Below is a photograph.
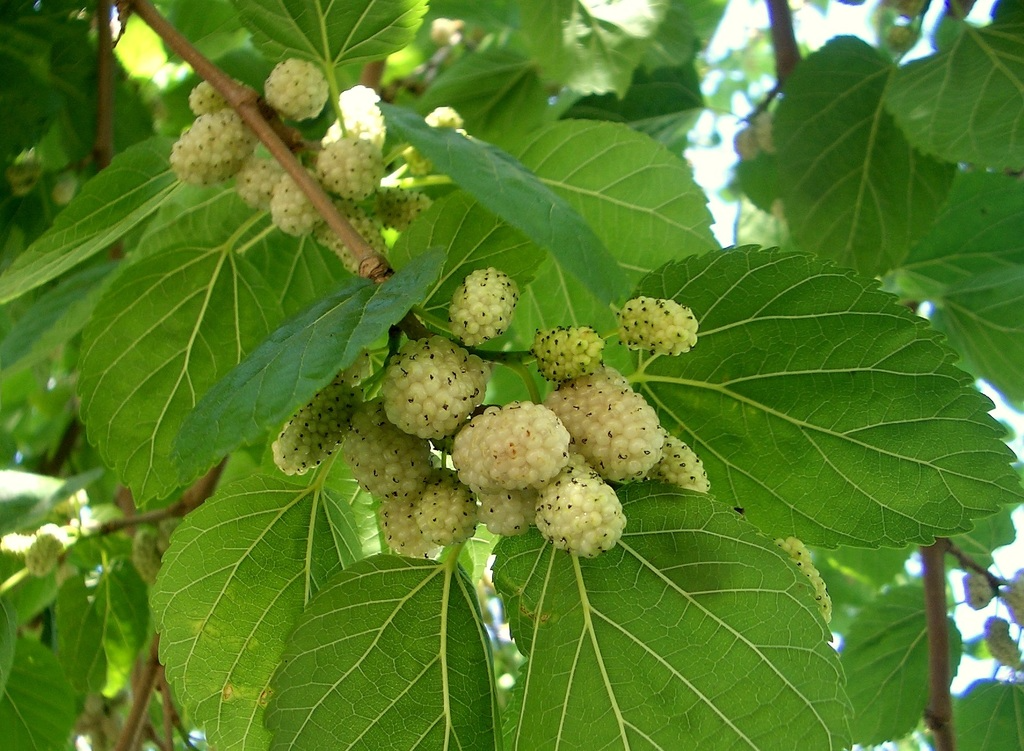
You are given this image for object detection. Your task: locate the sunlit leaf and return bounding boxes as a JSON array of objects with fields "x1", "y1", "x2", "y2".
[
  {"x1": 0, "y1": 639, "x2": 77, "y2": 751},
  {"x1": 955, "y1": 680, "x2": 1024, "y2": 751}
]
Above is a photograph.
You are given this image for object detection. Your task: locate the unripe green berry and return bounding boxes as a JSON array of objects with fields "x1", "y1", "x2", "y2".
[
  {"x1": 25, "y1": 524, "x2": 67, "y2": 577},
  {"x1": 131, "y1": 527, "x2": 163, "y2": 585},
  {"x1": 618, "y1": 296, "x2": 698, "y2": 356},
  {"x1": 531, "y1": 326, "x2": 604, "y2": 383}
]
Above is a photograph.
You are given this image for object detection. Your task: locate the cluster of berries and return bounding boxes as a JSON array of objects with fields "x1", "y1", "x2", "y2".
[
  {"x1": 272, "y1": 266, "x2": 708, "y2": 559},
  {"x1": 964, "y1": 569, "x2": 1024, "y2": 672},
  {"x1": 170, "y1": 60, "x2": 456, "y2": 273},
  {"x1": 775, "y1": 536, "x2": 832, "y2": 623}
]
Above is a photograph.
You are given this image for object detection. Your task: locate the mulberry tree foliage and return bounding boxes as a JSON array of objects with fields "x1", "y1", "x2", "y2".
[{"x1": 0, "y1": 1, "x2": 1023, "y2": 750}]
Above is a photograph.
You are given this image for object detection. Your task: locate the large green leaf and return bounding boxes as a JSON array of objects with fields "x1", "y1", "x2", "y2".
[
  {"x1": 0, "y1": 470, "x2": 66, "y2": 535},
  {"x1": 842, "y1": 583, "x2": 961, "y2": 745},
  {"x1": 0, "y1": 262, "x2": 115, "y2": 374},
  {"x1": 775, "y1": 36, "x2": 954, "y2": 276},
  {"x1": 390, "y1": 191, "x2": 545, "y2": 324},
  {"x1": 951, "y1": 506, "x2": 1016, "y2": 569},
  {"x1": 153, "y1": 472, "x2": 369, "y2": 750},
  {"x1": 79, "y1": 236, "x2": 280, "y2": 506},
  {"x1": 0, "y1": 638, "x2": 77, "y2": 751},
  {"x1": 632, "y1": 249, "x2": 1023, "y2": 547},
  {"x1": 513, "y1": 119, "x2": 717, "y2": 279},
  {"x1": 173, "y1": 248, "x2": 444, "y2": 481},
  {"x1": 380, "y1": 103, "x2": 628, "y2": 305},
  {"x1": 266, "y1": 554, "x2": 498, "y2": 750},
  {"x1": 249, "y1": 233, "x2": 353, "y2": 317},
  {"x1": 235, "y1": 0, "x2": 427, "y2": 67},
  {"x1": 885, "y1": 16, "x2": 1024, "y2": 170},
  {"x1": 493, "y1": 485, "x2": 850, "y2": 750},
  {"x1": 955, "y1": 681, "x2": 1024, "y2": 751},
  {"x1": 518, "y1": 0, "x2": 668, "y2": 97},
  {"x1": 0, "y1": 599, "x2": 14, "y2": 696},
  {"x1": 56, "y1": 576, "x2": 107, "y2": 693},
  {"x1": 0, "y1": 138, "x2": 180, "y2": 303},
  {"x1": 895, "y1": 172, "x2": 1024, "y2": 298},
  {"x1": 931, "y1": 267, "x2": 1024, "y2": 404}
]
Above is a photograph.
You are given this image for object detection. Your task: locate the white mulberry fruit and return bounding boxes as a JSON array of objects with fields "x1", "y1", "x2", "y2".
[
  {"x1": 343, "y1": 399, "x2": 434, "y2": 499},
  {"x1": 984, "y1": 616, "x2": 1022, "y2": 670},
  {"x1": 380, "y1": 335, "x2": 491, "y2": 439},
  {"x1": 131, "y1": 527, "x2": 163, "y2": 585},
  {"x1": 776, "y1": 536, "x2": 832, "y2": 623},
  {"x1": 270, "y1": 172, "x2": 322, "y2": 236},
  {"x1": 24, "y1": 524, "x2": 67, "y2": 577},
  {"x1": 477, "y1": 488, "x2": 537, "y2": 536},
  {"x1": 963, "y1": 572, "x2": 995, "y2": 610},
  {"x1": 652, "y1": 435, "x2": 709, "y2": 493},
  {"x1": 272, "y1": 370, "x2": 363, "y2": 476},
  {"x1": 452, "y1": 402, "x2": 569, "y2": 493},
  {"x1": 414, "y1": 469, "x2": 478, "y2": 546},
  {"x1": 379, "y1": 497, "x2": 438, "y2": 559},
  {"x1": 531, "y1": 326, "x2": 604, "y2": 383},
  {"x1": 448, "y1": 267, "x2": 519, "y2": 346},
  {"x1": 316, "y1": 136, "x2": 384, "y2": 201},
  {"x1": 235, "y1": 156, "x2": 284, "y2": 211},
  {"x1": 1003, "y1": 570, "x2": 1024, "y2": 626},
  {"x1": 375, "y1": 187, "x2": 432, "y2": 230},
  {"x1": 544, "y1": 367, "x2": 664, "y2": 481},
  {"x1": 264, "y1": 59, "x2": 329, "y2": 121},
  {"x1": 170, "y1": 110, "x2": 257, "y2": 185},
  {"x1": 618, "y1": 296, "x2": 698, "y2": 356},
  {"x1": 336, "y1": 85, "x2": 386, "y2": 148},
  {"x1": 536, "y1": 456, "x2": 625, "y2": 557},
  {"x1": 425, "y1": 107, "x2": 464, "y2": 130},
  {"x1": 188, "y1": 81, "x2": 227, "y2": 116}
]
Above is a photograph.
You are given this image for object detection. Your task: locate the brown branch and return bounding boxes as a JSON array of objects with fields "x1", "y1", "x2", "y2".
[
  {"x1": 114, "y1": 636, "x2": 162, "y2": 751},
  {"x1": 159, "y1": 665, "x2": 175, "y2": 751},
  {"x1": 96, "y1": 459, "x2": 226, "y2": 535},
  {"x1": 359, "y1": 60, "x2": 387, "y2": 93},
  {"x1": 126, "y1": 0, "x2": 392, "y2": 283},
  {"x1": 765, "y1": 0, "x2": 801, "y2": 85},
  {"x1": 921, "y1": 540, "x2": 956, "y2": 751}
]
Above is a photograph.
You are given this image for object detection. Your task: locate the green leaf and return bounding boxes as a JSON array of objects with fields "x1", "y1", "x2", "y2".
[
  {"x1": 266, "y1": 555, "x2": 498, "y2": 750},
  {"x1": 633, "y1": 249, "x2": 1023, "y2": 546},
  {"x1": 513, "y1": 120, "x2": 717, "y2": 280},
  {"x1": 56, "y1": 575, "x2": 107, "y2": 693},
  {"x1": 775, "y1": 36, "x2": 954, "y2": 276},
  {"x1": 842, "y1": 584, "x2": 961, "y2": 745},
  {"x1": 0, "y1": 261, "x2": 115, "y2": 374},
  {"x1": 493, "y1": 485, "x2": 850, "y2": 750},
  {"x1": 173, "y1": 248, "x2": 443, "y2": 481},
  {"x1": 153, "y1": 473, "x2": 362, "y2": 750},
  {"x1": 94, "y1": 560, "x2": 150, "y2": 694},
  {"x1": 0, "y1": 137, "x2": 181, "y2": 304},
  {"x1": 79, "y1": 238, "x2": 280, "y2": 506},
  {"x1": 563, "y1": 63, "x2": 704, "y2": 153},
  {"x1": 235, "y1": 0, "x2": 427, "y2": 67},
  {"x1": 518, "y1": 0, "x2": 669, "y2": 97},
  {"x1": 0, "y1": 638, "x2": 77, "y2": 751},
  {"x1": 249, "y1": 234, "x2": 354, "y2": 317},
  {"x1": 390, "y1": 192, "x2": 545, "y2": 323},
  {"x1": 931, "y1": 267, "x2": 1024, "y2": 404},
  {"x1": 418, "y1": 47, "x2": 548, "y2": 147},
  {"x1": 951, "y1": 507, "x2": 1017, "y2": 569},
  {"x1": 380, "y1": 103, "x2": 628, "y2": 305},
  {"x1": 0, "y1": 599, "x2": 14, "y2": 696},
  {"x1": 885, "y1": 17, "x2": 1024, "y2": 170},
  {"x1": 896, "y1": 172, "x2": 1024, "y2": 298},
  {"x1": 955, "y1": 680, "x2": 1024, "y2": 751}
]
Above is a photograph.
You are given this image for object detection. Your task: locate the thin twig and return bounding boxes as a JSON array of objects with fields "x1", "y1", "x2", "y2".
[
  {"x1": 765, "y1": 0, "x2": 801, "y2": 85},
  {"x1": 359, "y1": 60, "x2": 387, "y2": 93},
  {"x1": 114, "y1": 636, "x2": 162, "y2": 751},
  {"x1": 921, "y1": 541, "x2": 956, "y2": 751},
  {"x1": 126, "y1": 0, "x2": 392, "y2": 282},
  {"x1": 944, "y1": 539, "x2": 1008, "y2": 590},
  {"x1": 95, "y1": 459, "x2": 227, "y2": 535},
  {"x1": 159, "y1": 665, "x2": 175, "y2": 751},
  {"x1": 38, "y1": 417, "x2": 81, "y2": 476}
]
